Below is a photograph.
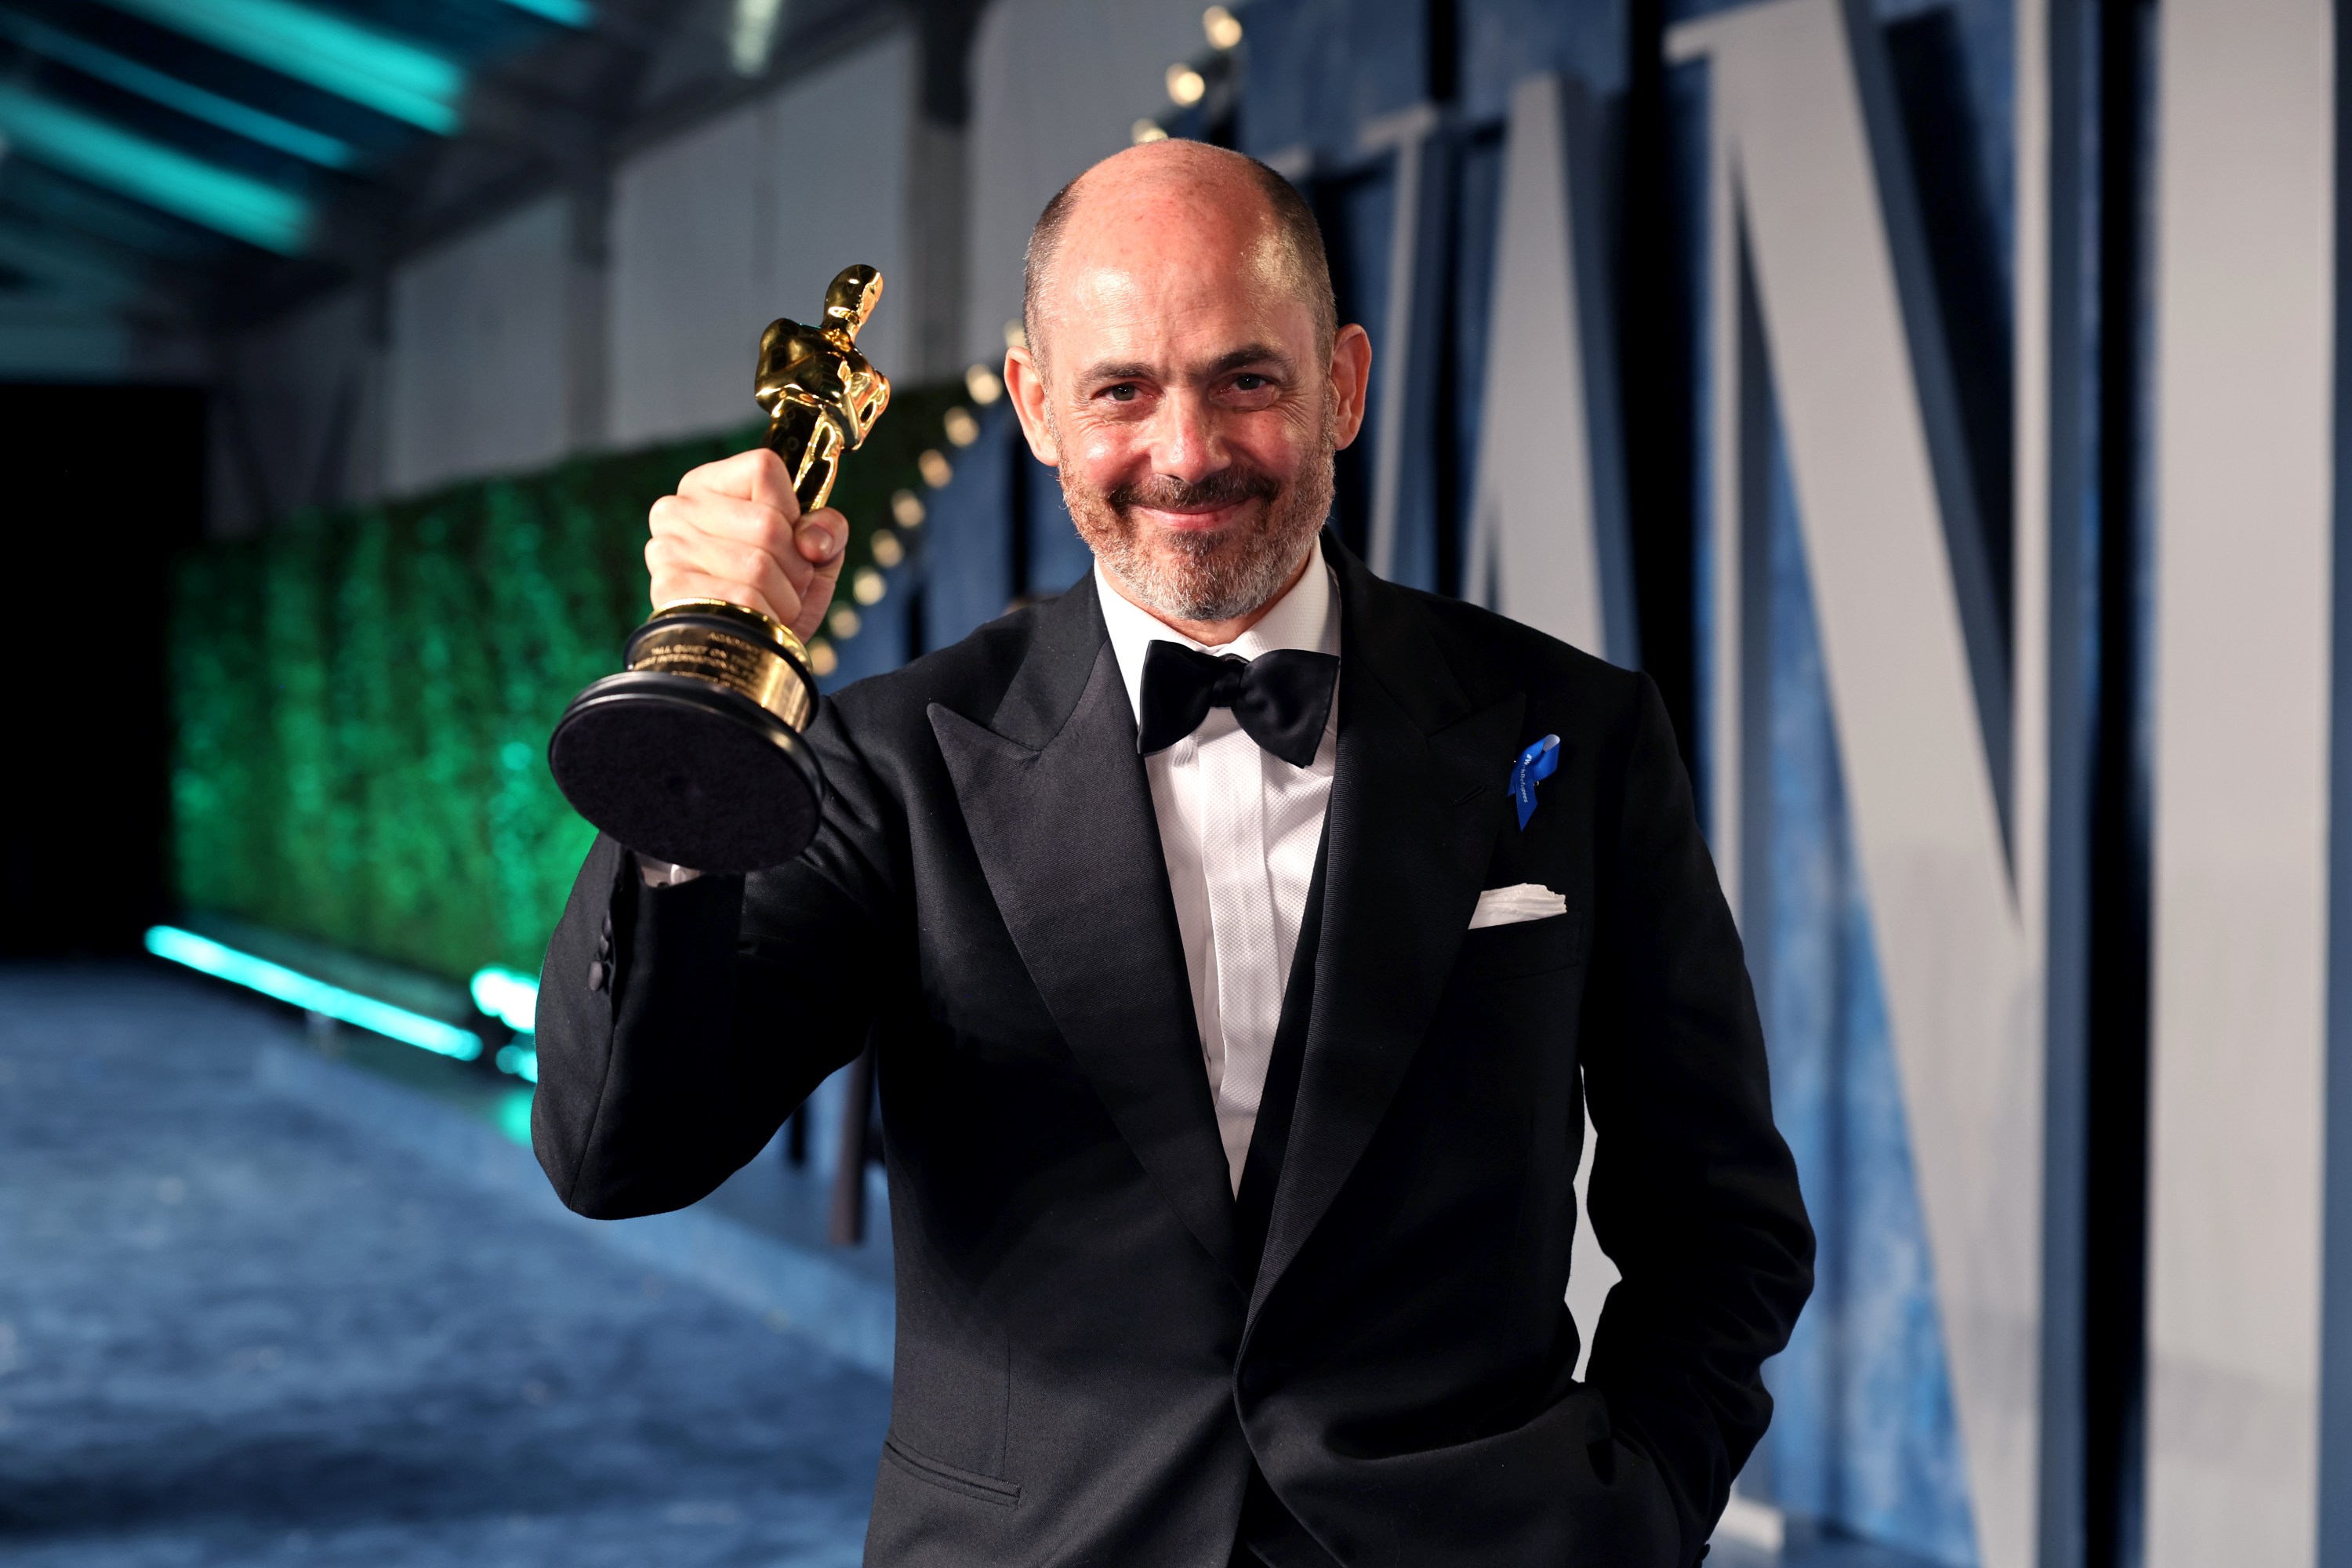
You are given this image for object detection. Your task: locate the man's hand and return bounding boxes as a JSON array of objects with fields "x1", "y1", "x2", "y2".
[{"x1": 645, "y1": 448, "x2": 848, "y2": 645}]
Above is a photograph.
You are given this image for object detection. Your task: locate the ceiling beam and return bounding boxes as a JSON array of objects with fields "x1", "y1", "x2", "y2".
[
  {"x1": 0, "y1": 82, "x2": 311, "y2": 252},
  {"x1": 89, "y1": 0, "x2": 467, "y2": 134},
  {"x1": 0, "y1": 11, "x2": 360, "y2": 169},
  {"x1": 498, "y1": 0, "x2": 596, "y2": 27}
]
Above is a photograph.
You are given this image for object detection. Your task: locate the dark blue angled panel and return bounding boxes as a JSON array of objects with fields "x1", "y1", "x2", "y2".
[
  {"x1": 1234, "y1": 0, "x2": 1428, "y2": 163},
  {"x1": 1455, "y1": 0, "x2": 1630, "y2": 117},
  {"x1": 1024, "y1": 452, "x2": 1093, "y2": 599},
  {"x1": 916, "y1": 405, "x2": 1020, "y2": 653}
]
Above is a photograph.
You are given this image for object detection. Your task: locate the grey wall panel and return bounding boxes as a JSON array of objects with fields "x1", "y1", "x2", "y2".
[
  {"x1": 962, "y1": 0, "x2": 1215, "y2": 368},
  {"x1": 611, "y1": 34, "x2": 914, "y2": 450},
  {"x1": 2143, "y1": 0, "x2": 2336, "y2": 1561},
  {"x1": 386, "y1": 196, "x2": 571, "y2": 498},
  {"x1": 609, "y1": 102, "x2": 766, "y2": 447}
]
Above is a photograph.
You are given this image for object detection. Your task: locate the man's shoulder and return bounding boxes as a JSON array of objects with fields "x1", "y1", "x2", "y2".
[
  {"x1": 822, "y1": 585, "x2": 1092, "y2": 742},
  {"x1": 1374, "y1": 579, "x2": 1645, "y2": 739}
]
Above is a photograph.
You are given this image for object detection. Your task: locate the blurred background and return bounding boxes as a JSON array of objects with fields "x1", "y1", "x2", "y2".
[{"x1": 0, "y1": 0, "x2": 2333, "y2": 1565}]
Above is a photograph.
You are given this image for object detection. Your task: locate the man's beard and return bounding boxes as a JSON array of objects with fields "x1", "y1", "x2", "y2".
[{"x1": 1055, "y1": 411, "x2": 1337, "y2": 624}]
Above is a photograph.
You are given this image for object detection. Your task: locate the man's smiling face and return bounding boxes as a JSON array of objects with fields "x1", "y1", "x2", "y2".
[{"x1": 1006, "y1": 143, "x2": 1370, "y2": 631}]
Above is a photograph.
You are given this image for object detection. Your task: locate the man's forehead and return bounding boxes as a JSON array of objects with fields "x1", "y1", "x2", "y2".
[
  {"x1": 1026, "y1": 145, "x2": 1328, "y2": 371},
  {"x1": 1057, "y1": 193, "x2": 1281, "y2": 287},
  {"x1": 1057, "y1": 238, "x2": 1284, "y2": 310},
  {"x1": 1043, "y1": 227, "x2": 1302, "y2": 350},
  {"x1": 1052, "y1": 276, "x2": 1309, "y2": 376},
  {"x1": 1065, "y1": 143, "x2": 1276, "y2": 234}
]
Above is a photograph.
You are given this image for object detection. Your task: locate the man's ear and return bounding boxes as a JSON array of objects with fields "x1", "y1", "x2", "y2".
[
  {"x1": 1326, "y1": 324, "x2": 1374, "y2": 451},
  {"x1": 1003, "y1": 345, "x2": 1061, "y2": 466}
]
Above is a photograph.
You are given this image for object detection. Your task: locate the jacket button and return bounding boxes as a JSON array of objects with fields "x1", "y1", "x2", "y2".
[{"x1": 586, "y1": 960, "x2": 607, "y2": 992}]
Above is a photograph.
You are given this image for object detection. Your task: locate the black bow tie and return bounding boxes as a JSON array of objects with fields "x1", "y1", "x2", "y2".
[{"x1": 1136, "y1": 640, "x2": 1339, "y2": 768}]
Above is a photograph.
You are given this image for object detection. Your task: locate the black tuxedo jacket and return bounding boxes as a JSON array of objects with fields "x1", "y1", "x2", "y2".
[{"x1": 532, "y1": 535, "x2": 1813, "y2": 1567}]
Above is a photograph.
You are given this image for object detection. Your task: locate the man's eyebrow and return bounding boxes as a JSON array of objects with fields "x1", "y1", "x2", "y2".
[
  {"x1": 1203, "y1": 343, "x2": 1292, "y2": 377},
  {"x1": 1075, "y1": 359, "x2": 1156, "y2": 386},
  {"x1": 1073, "y1": 345, "x2": 1297, "y2": 387}
]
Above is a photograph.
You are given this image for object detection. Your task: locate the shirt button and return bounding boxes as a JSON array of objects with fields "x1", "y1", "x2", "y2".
[{"x1": 586, "y1": 960, "x2": 607, "y2": 992}]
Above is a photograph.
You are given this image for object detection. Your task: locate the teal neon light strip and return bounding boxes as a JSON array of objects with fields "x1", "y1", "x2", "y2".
[
  {"x1": 497, "y1": 0, "x2": 595, "y2": 27},
  {"x1": 495, "y1": 1043, "x2": 540, "y2": 1083},
  {"x1": 0, "y1": 85, "x2": 310, "y2": 252},
  {"x1": 94, "y1": 0, "x2": 465, "y2": 135},
  {"x1": 470, "y1": 966, "x2": 539, "y2": 1035},
  {"x1": 0, "y1": 14, "x2": 356, "y2": 168},
  {"x1": 145, "y1": 926, "x2": 483, "y2": 1062}
]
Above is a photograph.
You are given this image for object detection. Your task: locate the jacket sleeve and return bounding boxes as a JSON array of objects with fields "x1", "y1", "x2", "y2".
[
  {"x1": 531, "y1": 695, "x2": 906, "y2": 1219},
  {"x1": 1578, "y1": 673, "x2": 1815, "y2": 1563}
]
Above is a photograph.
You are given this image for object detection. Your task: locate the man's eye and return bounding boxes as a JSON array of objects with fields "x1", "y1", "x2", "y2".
[
  {"x1": 1105, "y1": 383, "x2": 1139, "y2": 402},
  {"x1": 1232, "y1": 375, "x2": 1269, "y2": 392}
]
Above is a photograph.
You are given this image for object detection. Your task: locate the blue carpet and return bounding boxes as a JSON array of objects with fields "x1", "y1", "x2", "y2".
[
  {"x1": 0, "y1": 965, "x2": 888, "y2": 1566},
  {"x1": 1, "y1": 963, "x2": 1945, "y2": 1568}
]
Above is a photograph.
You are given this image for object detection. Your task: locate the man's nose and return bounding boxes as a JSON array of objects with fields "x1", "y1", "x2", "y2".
[{"x1": 1146, "y1": 389, "x2": 1225, "y2": 485}]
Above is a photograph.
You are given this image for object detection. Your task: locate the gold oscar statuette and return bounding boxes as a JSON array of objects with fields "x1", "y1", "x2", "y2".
[{"x1": 546, "y1": 264, "x2": 893, "y2": 872}]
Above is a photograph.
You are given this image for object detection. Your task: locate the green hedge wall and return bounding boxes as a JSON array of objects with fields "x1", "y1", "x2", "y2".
[{"x1": 171, "y1": 383, "x2": 960, "y2": 984}]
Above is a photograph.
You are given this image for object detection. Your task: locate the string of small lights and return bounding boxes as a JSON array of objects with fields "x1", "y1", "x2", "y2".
[
  {"x1": 1132, "y1": 5, "x2": 1243, "y2": 147},
  {"x1": 804, "y1": 358, "x2": 1007, "y2": 674}
]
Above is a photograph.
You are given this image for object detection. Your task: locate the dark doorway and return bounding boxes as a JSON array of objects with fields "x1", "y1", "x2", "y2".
[{"x1": 0, "y1": 383, "x2": 206, "y2": 956}]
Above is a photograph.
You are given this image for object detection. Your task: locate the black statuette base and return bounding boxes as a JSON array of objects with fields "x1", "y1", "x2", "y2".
[{"x1": 548, "y1": 672, "x2": 826, "y2": 873}]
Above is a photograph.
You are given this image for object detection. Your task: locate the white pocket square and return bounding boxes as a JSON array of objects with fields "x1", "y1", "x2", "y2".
[{"x1": 1468, "y1": 884, "x2": 1567, "y2": 929}]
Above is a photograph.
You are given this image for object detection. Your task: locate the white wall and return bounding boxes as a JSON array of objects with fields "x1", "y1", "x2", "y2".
[
  {"x1": 386, "y1": 194, "x2": 572, "y2": 495},
  {"x1": 214, "y1": 29, "x2": 920, "y2": 520},
  {"x1": 962, "y1": 0, "x2": 1214, "y2": 367},
  {"x1": 608, "y1": 31, "x2": 914, "y2": 448}
]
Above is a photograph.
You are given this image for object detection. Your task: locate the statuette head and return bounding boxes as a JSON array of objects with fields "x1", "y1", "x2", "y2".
[{"x1": 823, "y1": 265, "x2": 884, "y2": 340}]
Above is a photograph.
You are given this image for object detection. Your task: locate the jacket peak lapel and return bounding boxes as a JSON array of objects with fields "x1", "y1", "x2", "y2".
[{"x1": 930, "y1": 590, "x2": 1241, "y2": 1288}]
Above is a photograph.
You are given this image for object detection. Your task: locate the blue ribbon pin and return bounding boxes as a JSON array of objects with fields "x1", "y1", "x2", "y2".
[{"x1": 1511, "y1": 735, "x2": 1561, "y2": 830}]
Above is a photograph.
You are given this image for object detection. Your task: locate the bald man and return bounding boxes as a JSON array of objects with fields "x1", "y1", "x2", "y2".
[{"x1": 532, "y1": 143, "x2": 1813, "y2": 1568}]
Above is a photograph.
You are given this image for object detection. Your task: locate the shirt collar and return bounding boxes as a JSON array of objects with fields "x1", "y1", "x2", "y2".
[{"x1": 1094, "y1": 536, "x2": 1340, "y2": 730}]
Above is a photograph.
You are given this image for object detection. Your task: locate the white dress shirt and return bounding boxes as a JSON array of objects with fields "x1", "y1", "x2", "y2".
[{"x1": 1095, "y1": 546, "x2": 1340, "y2": 1192}]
